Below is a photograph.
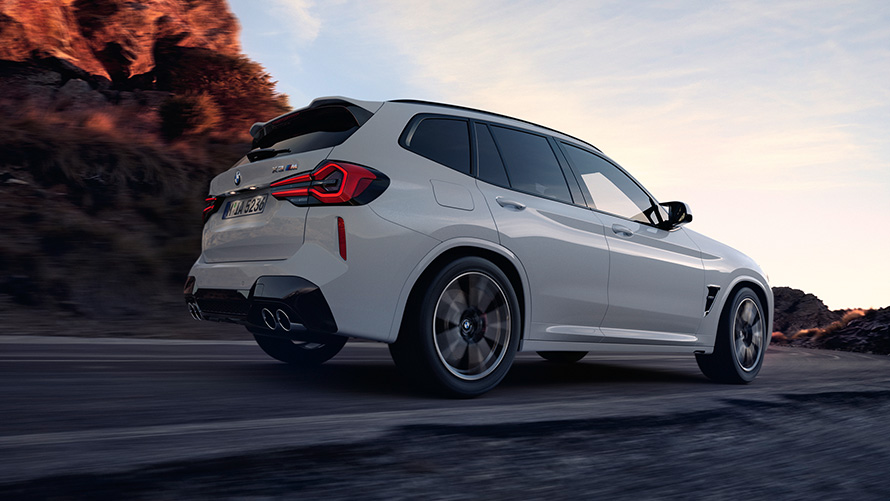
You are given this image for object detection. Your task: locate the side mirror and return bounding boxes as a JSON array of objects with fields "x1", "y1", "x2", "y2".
[{"x1": 658, "y1": 201, "x2": 693, "y2": 230}]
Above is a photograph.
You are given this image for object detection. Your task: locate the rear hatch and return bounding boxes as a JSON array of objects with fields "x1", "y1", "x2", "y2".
[{"x1": 202, "y1": 98, "x2": 381, "y2": 263}]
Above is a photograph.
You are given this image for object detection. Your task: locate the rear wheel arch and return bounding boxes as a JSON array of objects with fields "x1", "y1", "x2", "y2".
[{"x1": 397, "y1": 245, "x2": 527, "y2": 344}]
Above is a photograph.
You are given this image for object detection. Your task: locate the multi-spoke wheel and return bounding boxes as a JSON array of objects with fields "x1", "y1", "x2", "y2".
[
  {"x1": 696, "y1": 287, "x2": 767, "y2": 383},
  {"x1": 390, "y1": 257, "x2": 520, "y2": 397}
]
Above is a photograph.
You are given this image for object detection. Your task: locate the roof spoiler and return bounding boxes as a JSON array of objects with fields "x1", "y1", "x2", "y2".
[{"x1": 249, "y1": 96, "x2": 384, "y2": 140}]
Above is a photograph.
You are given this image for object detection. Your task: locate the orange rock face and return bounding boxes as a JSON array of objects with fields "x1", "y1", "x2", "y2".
[{"x1": 0, "y1": 0, "x2": 241, "y2": 82}]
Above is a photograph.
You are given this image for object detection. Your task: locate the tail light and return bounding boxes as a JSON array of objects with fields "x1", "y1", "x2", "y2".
[
  {"x1": 270, "y1": 161, "x2": 389, "y2": 206},
  {"x1": 203, "y1": 196, "x2": 222, "y2": 223}
]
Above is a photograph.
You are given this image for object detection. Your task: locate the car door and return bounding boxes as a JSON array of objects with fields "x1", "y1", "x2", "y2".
[
  {"x1": 560, "y1": 143, "x2": 706, "y2": 343},
  {"x1": 474, "y1": 123, "x2": 611, "y2": 343}
]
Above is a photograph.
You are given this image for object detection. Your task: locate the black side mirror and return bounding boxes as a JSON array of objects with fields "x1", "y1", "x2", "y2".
[{"x1": 658, "y1": 201, "x2": 693, "y2": 229}]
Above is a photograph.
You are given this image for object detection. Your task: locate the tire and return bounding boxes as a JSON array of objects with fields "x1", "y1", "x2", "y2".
[
  {"x1": 696, "y1": 287, "x2": 766, "y2": 384},
  {"x1": 252, "y1": 331, "x2": 347, "y2": 366},
  {"x1": 390, "y1": 256, "x2": 520, "y2": 397},
  {"x1": 537, "y1": 351, "x2": 587, "y2": 363}
]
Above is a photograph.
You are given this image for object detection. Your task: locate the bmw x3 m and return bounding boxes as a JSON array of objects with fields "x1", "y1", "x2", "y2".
[{"x1": 185, "y1": 97, "x2": 772, "y2": 396}]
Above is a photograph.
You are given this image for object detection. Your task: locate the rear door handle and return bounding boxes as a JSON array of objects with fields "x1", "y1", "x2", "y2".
[
  {"x1": 611, "y1": 224, "x2": 633, "y2": 237},
  {"x1": 496, "y1": 197, "x2": 526, "y2": 211}
]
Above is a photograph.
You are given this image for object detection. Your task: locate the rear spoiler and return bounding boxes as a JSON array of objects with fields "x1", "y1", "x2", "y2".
[{"x1": 249, "y1": 96, "x2": 384, "y2": 140}]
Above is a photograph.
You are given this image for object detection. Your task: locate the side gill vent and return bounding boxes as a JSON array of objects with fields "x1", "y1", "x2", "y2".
[{"x1": 704, "y1": 286, "x2": 721, "y2": 316}]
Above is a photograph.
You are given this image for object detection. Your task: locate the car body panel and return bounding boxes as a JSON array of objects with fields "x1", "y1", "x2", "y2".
[
  {"x1": 476, "y1": 179, "x2": 611, "y2": 344},
  {"x1": 597, "y1": 213, "x2": 706, "y2": 339}
]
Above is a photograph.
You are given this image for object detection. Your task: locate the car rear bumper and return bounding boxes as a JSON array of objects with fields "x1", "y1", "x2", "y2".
[{"x1": 185, "y1": 275, "x2": 338, "y2": 338}]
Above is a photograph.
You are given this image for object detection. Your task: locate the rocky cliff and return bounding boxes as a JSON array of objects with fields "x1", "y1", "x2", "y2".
[
  {"x1": 772, "y1": 286, "x2": 842, "y2": 336},
  {"x1": 771, "y1": 287, "x2": 888, "y2": 355},
  {"x1": 0, "y1": 0, "x2": 288, "y2": 321},
  {"x1": 0, "y1": 0, "x2": 240, "y2": 84},
  {"x1": 0, "y1": 0, "x2": 287, "y2": 134}
]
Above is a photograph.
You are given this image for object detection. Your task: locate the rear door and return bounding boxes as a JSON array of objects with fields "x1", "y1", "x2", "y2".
[{"x1": 474, "y1": 123, "x2": 610, "y2": 343}]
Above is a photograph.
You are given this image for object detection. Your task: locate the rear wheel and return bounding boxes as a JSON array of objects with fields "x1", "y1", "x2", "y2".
[
  {"x1": 696, "y1": 287, "x2": 766, "y2": 383},
  {"x1": 252, "y1": 331, "x2": 347, "y2": 366},
  {"x1": 390, "y1": 257, "x2": 520, "y2": 397},
  {"x1": 537, "y1": 351, "x2": 587, "y2": 363}
]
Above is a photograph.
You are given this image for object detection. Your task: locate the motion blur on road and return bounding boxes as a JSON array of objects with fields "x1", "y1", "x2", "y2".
[{"x1": 1, "y1": 336, "x2": 889, "y2": 499}]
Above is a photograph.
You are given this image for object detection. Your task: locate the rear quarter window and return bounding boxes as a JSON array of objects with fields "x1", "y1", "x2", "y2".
[{"x1": 401, "y1": 117, "x2": 471, "y2": 175}]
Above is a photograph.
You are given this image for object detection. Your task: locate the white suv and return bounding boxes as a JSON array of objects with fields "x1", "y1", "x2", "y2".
[{"x1": 185, "y1": 97, "x2": 772, "y2": 396}]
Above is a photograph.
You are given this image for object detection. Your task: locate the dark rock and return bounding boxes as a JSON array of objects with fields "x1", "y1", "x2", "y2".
[
  {"x1": 772, "y1": 286, "x2": 841, "y2": 335},
  {"x1": 820, "y1": 308, "x2": 890, "y2": 355},
  {"x1": 56, "y1": 78, "x2": 107, "y2": 110}
]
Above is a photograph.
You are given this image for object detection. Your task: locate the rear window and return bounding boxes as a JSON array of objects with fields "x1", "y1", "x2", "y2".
[
  {"x1": 489, "y1": 125, "x2": 572, "y2": 204},
  {"x1": 252, "y1": 106, "x2": 361, "y2": 153}
]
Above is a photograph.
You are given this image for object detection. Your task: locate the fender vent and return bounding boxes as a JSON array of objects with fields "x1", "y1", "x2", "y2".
[{"x1": 704, "y1": 286, "x2": 721, "y2": 316}]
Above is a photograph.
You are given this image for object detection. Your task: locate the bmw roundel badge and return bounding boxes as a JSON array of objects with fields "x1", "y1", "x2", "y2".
[{"x1": 234, "y1": 170, "x2": 242, "y2": 186}]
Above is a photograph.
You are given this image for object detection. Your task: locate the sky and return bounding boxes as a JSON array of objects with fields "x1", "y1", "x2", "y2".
[{"x1": 228, "y1": 0, "x2": 889, "y2": 310}]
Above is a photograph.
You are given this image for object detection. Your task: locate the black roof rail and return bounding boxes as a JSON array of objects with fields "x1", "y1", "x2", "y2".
[{"x1": 390, "y1": 99, "x2": 601, "y2": 152}]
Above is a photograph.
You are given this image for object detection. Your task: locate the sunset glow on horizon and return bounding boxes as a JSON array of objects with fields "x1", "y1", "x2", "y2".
[{"x1": 229, "y1": 0, "x2": 890, "y2": 310}]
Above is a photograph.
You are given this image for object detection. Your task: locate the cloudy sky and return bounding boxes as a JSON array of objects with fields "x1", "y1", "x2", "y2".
[{"x1": 229, "y1": 0, "x2": 889, "y2": 310}]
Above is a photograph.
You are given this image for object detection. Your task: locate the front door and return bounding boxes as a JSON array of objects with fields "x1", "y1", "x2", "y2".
[{"x1": 559, "y1": 142, "x2": 705, "y2": 344}]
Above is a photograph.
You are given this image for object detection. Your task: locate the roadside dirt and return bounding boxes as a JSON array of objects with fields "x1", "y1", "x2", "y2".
[{"x1": 2, "y1": 391, "x2": 888, "y2": 499}]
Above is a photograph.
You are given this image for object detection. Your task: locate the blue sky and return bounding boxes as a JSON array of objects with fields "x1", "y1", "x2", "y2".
[{"x1": 229, "y1": 0, "x2": 889, "y2": 310}]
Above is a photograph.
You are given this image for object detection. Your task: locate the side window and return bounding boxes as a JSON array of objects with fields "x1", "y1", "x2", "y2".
[
  {"x1": 475, "y1": 123, "x2": 510, "y2": 187},
  {"x1": 489, "y1": 126, "x2": 572, "y2": 203},
  {"x1": 562, "y1": 143, "x2": 655, "y2": 224},
  {"x1": 402, "y1": 118, "x2": 470, "y2": 174}
]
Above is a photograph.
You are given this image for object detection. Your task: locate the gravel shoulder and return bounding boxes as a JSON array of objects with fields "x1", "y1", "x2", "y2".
[{"x1": 2, "y1": 391, "x2": 888, "y2": 500}]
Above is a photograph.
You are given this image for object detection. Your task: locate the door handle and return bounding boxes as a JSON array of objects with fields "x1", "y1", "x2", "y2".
[
  {"x1": 611, "y1": 224, "x2": 633, "y2": 237},
  {"x1": 496, "y1": 197, "x2": 526, "y2": 211}
]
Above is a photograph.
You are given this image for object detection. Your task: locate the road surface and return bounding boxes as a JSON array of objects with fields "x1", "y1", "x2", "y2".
[{"x1": 1, "y1": 336, "x2": 889, "y2": 498}]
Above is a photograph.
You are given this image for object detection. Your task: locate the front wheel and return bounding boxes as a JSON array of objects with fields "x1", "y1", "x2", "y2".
[
  {"x1": 252, "y1": 331, "x2": 347, "y2": 366},
  {"x1": 696, "y1": 287, "x2": 766, "y2": 383},
  {"x1": 390, "y1": 257, "x2": 521, "y2": 397}
]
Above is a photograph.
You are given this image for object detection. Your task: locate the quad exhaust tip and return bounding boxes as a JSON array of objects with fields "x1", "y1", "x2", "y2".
[
  {"x1": 187, "y1": 302, "x2": 203, "y2": 321},
  {"x1": 261, "y1": 308, "x2": 276, "y2": 330},
  {"x1": 275, "y1": 309, "x2": 291, "y2": 331}
]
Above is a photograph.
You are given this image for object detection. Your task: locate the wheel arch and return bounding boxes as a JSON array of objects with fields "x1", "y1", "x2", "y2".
[
  {"x1": 719, "y1": 278, "x2": 773, "y2": 338},
  {"x1": 388, "y1": 239, "x2": 529, "y2": 344}
]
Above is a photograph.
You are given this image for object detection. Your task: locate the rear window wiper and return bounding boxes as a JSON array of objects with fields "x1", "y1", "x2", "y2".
[{"x1": 247, "y1": 148, "x2": 291, "y2": 162}]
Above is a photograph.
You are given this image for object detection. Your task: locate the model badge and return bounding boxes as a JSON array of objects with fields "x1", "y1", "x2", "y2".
[
  {"x1": 272, "y1": 163, "x2": 299, "y2": 173},
  {"x1": 234, "y1": 170, "x2": 242, "y2": 186}
]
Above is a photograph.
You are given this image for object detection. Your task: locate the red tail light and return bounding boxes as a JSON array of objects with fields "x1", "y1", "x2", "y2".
[
  {"x1": 203, "y1": 196, "x2": 221, "y2": 223},
  {"x1": 270, "y1": 161, "x2": 388, "y2": 206}
]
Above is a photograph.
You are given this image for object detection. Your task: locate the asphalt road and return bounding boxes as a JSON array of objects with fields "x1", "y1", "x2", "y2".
[{"x1": 2, "y1": 335, "x2": 889, "y2": 499}]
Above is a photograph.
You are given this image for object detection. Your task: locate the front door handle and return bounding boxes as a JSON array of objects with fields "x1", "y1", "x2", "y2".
[
  {"x1": 496, "y1": 197, "x2": 526, "y2": 211},
  {"x1": 611, "y1": 224, "x2": 633, "y2": 237}
]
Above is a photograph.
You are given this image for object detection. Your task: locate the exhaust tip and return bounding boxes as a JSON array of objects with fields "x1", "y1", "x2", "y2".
[
  {"x1": 261, "y1": 308, "x2": 277, "y2": 330},
  {"x1": 187, "y1": 302, "x2": 203, "y2": 321},
  {"x1": 276, "y1": 309, "x2": 291, "y2": 332}
]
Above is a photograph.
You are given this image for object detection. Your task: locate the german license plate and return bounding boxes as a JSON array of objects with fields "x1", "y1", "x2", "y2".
[{"x1": 223, "y1": 194, "x2": 267, "y2": 219}]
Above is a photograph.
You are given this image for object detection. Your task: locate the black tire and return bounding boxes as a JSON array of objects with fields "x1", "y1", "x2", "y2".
[
  {"x1": 389, "y1": 256, "x2": 520, "y2": 397},
  {"x1": 252, "y1": 331, "x2": 347, "y2": 366},
  {"x1": 537, "y1": 351, "x2": 588, "y2": 364},
  {"x1": 696, "y1": 287, "x2": 766, "y2": 384}
]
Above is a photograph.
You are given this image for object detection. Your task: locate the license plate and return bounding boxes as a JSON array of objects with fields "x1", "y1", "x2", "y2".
[{"x1": 223, "y1": 194, "x2": 268, "y2": 219}]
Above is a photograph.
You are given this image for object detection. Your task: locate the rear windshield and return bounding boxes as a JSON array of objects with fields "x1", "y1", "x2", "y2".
[{"x1": 251, "y1": 106, "x2": 361, "y2": 153}]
